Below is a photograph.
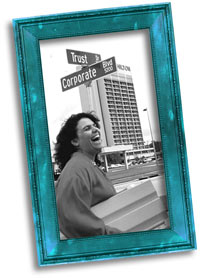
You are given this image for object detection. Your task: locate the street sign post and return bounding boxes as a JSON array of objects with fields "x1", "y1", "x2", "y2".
[
  {"x1": 61, "y1": 56, "x2": 117, "y2": 92},
  {"x1": 66, "y1": 49, "x2": 101, "y2": 66}
]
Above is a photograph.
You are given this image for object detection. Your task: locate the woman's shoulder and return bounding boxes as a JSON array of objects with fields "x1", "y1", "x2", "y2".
[
  {"x1": 69, "y1": 152, "x2": 92, "y2": 168},
  {"x1": 57, "y1": 152, "x2": 94, "y2": 188},
  {"x1": 61, "y1": 152, "x2": 92, "y2": 176}
]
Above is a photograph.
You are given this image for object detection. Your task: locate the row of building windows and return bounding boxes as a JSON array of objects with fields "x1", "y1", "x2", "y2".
[
  {"x1": 107, "y1": 93, "x2": 136, "y2": 99},
  {"x1": 106, "y1": 88, "x2": 135, "y2": 95},
  {"x1": 109, "y1": 111, "x2": 138, "y2": 116},
  {"x1": 109, "y1": 106, "x2": 138, "y2": 111},
  {"x1": 106, "y1": 87, "x2": 135, "y2": 92},
  {"x1": 110, "y1": 117, "x2": 140, "y2": 121},
  {"x1": 114, "y1": 132, "x2": 143, "y2": 138},
  {"x1": 111, "y1": 119, "x2": 140, "y2": 124},
  {"x1": 108, "y1": 107, "x2": 139, "y2": 113},
  {"x1": 112, "y1": 130, "x2": 142, "y2": 135},
  {"x1": 107, "y1": 99, "x2": 137, "y2": 105},
  {"x1": 108, "y1": 106, "x2": 137, "y2": 111},
  {"x1": 110, "y1": 117, "x2": 141, "y2": 123},
  {"x1": 108, "y1": 110, "x2": 138, "y2": 116},
  {"x1": 105, "y1": 85, "x2": 135, "y2": 93},
  {"x1": 110, "y1": 121, "x2": 141, "y2": 127},
  {"x1": 106, "y1": 91, "x2": 136, "y2": 97},
  {"x1": 107, "y1": 97, "x2": 137, "y2": 104},
  {"x1": 104, "y1": 78, "x2": 134, "y2": 89},
  {"x1": 107, "y1": 104, "x2": 137, "y2": 111},
  {"x1": 112, "y1": 132, "x2": 143, "y2": 140},
  {"x1": 110, "y1": 90, "x2": 135, "y2": 96},
  {"x1": 106, "y1": 89, "x2": 136, "y2": 96},
  {"x1": 109, "y1": 106, "x2": 135, "y2": 110},
  {"x1": 111, "y1": 121, "x2": 141, "y2": 128},
  {"x1": 112, "y1": 137, "x2": 143, "y2": 142},
  {"x1": 107, "y1": 105, "x2": 138, "y2": 112}
]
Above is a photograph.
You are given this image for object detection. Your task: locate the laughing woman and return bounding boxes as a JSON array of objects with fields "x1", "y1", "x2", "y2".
[{"x1": 54, "y1": 112, "x2": 120, "y2": 239}]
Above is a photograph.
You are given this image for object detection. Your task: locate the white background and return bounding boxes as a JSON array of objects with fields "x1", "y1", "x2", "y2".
[{"x1": 1, "y1": 0, "x2": 199, "y2": 276}]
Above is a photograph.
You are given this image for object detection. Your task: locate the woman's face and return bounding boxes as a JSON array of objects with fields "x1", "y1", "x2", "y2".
[{"x1": 72, "y1": 117, "x2": 102, "y2": 157}]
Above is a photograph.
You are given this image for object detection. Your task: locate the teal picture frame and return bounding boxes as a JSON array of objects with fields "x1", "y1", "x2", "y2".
[{"x1": 13, "y1": 3, "x2": 196, "y2": 266}]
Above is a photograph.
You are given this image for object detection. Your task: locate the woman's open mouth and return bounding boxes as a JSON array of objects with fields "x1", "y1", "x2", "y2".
[{"x1": 91, "y1": 133, "x2": 101, "y2": 144}]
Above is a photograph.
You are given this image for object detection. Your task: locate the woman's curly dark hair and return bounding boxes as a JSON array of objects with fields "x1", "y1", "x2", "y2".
[{"x1": 54, "y1": 112, "x2": 100, "y2": 171}]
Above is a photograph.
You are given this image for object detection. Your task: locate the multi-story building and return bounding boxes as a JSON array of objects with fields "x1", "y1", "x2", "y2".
[{"x1": 79, "y1": 63, "x2": 144, "y2": 150}]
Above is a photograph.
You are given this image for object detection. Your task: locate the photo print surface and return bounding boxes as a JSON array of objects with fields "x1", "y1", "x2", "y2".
[{"x1": 40, "y1": 30, "x2": 170, "y2": 239}]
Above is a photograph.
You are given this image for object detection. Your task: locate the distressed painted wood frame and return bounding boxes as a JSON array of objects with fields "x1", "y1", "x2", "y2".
[{"x1": 13, "y1": 3, "x2": 196, "y2": 266}]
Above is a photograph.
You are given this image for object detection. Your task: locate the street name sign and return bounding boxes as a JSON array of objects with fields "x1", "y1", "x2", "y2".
[
  {"x1": 66, "y1": 49, "x2": 101, "y2": 66},
  {"x1": 61, "y1": 56, "x2": 117, "y2": 92}
]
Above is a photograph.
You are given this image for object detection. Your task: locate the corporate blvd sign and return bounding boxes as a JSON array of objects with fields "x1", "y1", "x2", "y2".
[{"x1": 61, "y1": 49, "x2": 117, "y2": 92}]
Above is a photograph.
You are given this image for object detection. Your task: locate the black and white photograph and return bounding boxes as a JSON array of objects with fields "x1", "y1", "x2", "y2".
[{"x1": 40, "y1": 30, "x2": 170, "y2": 239}]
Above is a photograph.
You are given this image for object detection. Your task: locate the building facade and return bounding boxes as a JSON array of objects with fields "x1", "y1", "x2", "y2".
[{"x1": 79, "y1": 64, "x2": 144, "y2": 150}]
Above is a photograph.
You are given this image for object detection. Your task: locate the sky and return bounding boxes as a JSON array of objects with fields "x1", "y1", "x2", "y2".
[{"x1": 40, "y1": 29, "x2": 161, "y2": 149}]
